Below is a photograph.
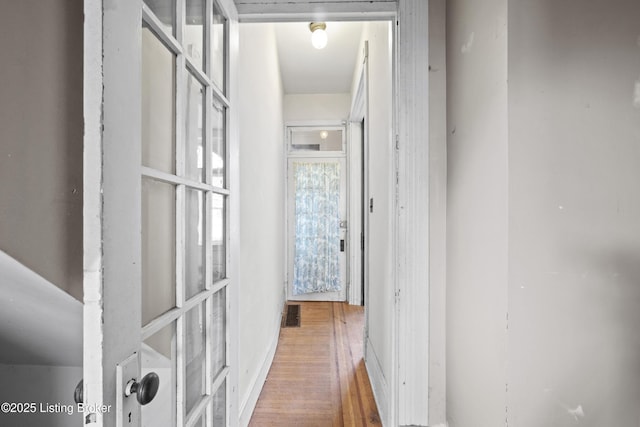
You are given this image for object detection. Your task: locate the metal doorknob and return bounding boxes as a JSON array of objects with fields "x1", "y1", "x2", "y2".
[
  {"x1": 125, "y1": 372, "x2": 160, "y2": 406},
  {"x1": 74, "y1": 379, "x2": 84, "y2": 404}
]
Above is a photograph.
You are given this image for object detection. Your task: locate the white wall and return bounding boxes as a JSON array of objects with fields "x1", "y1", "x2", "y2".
[
  {"x1": 237, "y1": 23, "x2": 286, "y2": 423},
  {"x1": 284, "y1": 93, "x2": 350, "y2": 122},
  {"x1": 350, "y1": 21, "x2": 394, "y2": 422},
  {"x1": 447, "y1": 0, "x2": 640, "y2": 425},
  {"x1": 507, "y1": 0, "x2": 640, "y2": 424},
  {"x1": 0, "y1": 0, "x2": 83, "y2": 300},
  {"x1": 446, "y1": 0, "x2": 509, "y2": 425}
]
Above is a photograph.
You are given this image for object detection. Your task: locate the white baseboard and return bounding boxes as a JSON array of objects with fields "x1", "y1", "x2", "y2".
[
  {"x1": 365, "y1": 337, "x2": 389, "y2": 426},
  {"x1": 238, "y1": 301, "x2": 284, "y2": 427}
]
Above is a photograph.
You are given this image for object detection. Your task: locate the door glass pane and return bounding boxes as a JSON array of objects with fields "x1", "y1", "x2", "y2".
[
  {"x1": 192, "y1": 412, "x2": 206, "y2": 427},
  {"x1": 144, "y1": 0, "x2": 175, "y2": 36},
  {"x1": 211, "y1": 103, "x2": 225, "y2": 188},
  {"x1": 290, "y1": 129, "x2": 343, "y2": 152},
  {"x1": 212, "y1": 380, "x2": 226, "y2": 426},
  {"x1": 293, "y1": 162, "x2": 341, "y2": 295},
  {"x1": 211, "y1": 4, "x2": 226, "y2": 92},
  {"x1": 142, "y1": 322, "x2": 177, "y2": 426},
  {"x1": 185, "y1": 0, "x2": 205, "y2": 70},
  {"x1": 212, "y1": 288, "x2": 226, "y2": 378},
  {"x1": 185, "y1": 72, "x2": 204, "y2": 182},
  {"x1": 211, "y1": 194, "x2": 226, "y2": 282},
  {"x1": 142, "y1": 27, "x2": 176, "y2": 174},
  {"x1": 142, "y1": 178, "x2": 177, "y2": 325},
  {"x1": 185, "y1": 302, "x2": 207, "y2": 415},
  {"x1": 185, "y1": 188, "x2": 205, "y2": 299}
]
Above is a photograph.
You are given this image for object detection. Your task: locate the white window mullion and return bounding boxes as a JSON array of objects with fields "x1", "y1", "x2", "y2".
[
  {"x1": 205, "y1": 192, "x2": 214, "y2": 290},
  {"x1": 176, "y1": 185, "x2": 186, "y2": 309},
  {"x1": 142, "y1": 4, "x2": 184, "y2": 56},
  {"x1": 205, "y1": 296, "x2": 214, "y2": 395},
  {"x1": 176, "y1": 0, "x2": 187, "y2": 426},
  {"x1": 185, "y1": 396, "x2": 212, "y2": 427},
  {"x1": 176, "y1": 313, "x2": 187, "y2": 427},
  {"x1": 142, "y1": 166, "x2": 230, "y2": 195},
  {"x1": 205, "y1": 0, "x2": 213, "y2": 77}
]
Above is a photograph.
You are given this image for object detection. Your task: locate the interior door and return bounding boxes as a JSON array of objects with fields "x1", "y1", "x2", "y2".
[
  {"x1": 287, "y1": 156, "x2": 348, "y2": 302},
  {"x1": 83, "y1": 1, "x2": 238, "y2": 426}
]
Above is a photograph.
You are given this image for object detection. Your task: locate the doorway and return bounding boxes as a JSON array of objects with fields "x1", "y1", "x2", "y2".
[{"x1": 286, "y1": 124, "x2": 348, "y2": 302}]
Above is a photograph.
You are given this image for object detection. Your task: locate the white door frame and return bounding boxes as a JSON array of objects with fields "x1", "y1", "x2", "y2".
[
  {"x1": 284, "y1": 121, "x2": 348, "y2": 302},
  {"x1": 83, "y1": 1, "x2": 142, "y2": 425},
  {"x1": 348, "y1": 45, "x2": 368, "y2": 309},
  {"x1": 235, "y1": 1, "x2": 438, "y2": 426}
]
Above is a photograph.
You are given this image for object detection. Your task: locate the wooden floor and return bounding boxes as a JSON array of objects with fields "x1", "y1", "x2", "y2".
[{"x1": 249, "y1": 301, "x2": 381, "y2": 426}]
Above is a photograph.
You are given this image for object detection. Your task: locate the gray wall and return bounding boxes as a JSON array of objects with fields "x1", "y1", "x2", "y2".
[
  {"x1": 446, "y1": 0, "x2": 509, "y2": 425},
  {"x1": 428, "y1": 0, "x2": 447, "y2": 423},
  {"x1": 0, "y1": 365, "x2": 83, "y2": 427},
  {"x1": 508, "y1": 0, "x2": 640, "y2": 424},
  {"x1": 447, "y1": 0, "x2": 640, "y2": 425},
  {"x1": 0, "y1": 0, "x2": 84, "y2": 300}
]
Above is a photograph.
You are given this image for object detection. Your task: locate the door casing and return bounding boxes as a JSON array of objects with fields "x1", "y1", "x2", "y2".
[{"x1": 234, "y1": 2, "x2": 437, "y2": 426}]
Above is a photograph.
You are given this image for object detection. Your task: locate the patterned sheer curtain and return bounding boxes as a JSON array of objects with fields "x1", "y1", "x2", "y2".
[{"x1": 293, "y1": 162, "x2": 341, "y2": 295}]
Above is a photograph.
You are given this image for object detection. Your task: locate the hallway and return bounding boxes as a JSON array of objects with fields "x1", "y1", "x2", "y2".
[{"x1": 249, "y1": 302, "x2": 380, "y2": 426}]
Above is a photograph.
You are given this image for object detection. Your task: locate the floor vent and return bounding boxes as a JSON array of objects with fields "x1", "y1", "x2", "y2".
[{"x1": 282, "y1": 304, "x2": 301, "y2": 328}]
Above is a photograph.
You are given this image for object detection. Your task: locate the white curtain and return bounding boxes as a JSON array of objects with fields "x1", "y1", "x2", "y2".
[{"x1": 293, "y1": 162, "x2": 341, "y2": 295}]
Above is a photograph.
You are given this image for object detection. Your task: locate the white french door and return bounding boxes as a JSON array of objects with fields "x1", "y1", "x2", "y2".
[
  {"x1": 83, "y1": 0, "x2": 238, "y2": 426},
  {"x1": 286, "y1": 125, "x2": 348, "y2": 302}
]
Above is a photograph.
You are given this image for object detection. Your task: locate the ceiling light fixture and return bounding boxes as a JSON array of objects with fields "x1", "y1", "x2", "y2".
[
  {"x1": 320, "y1": 130, "x2": 329, "y2": 140},
  {"x1": 309, "y1": 22, "x2": 328, "y2": 49}
]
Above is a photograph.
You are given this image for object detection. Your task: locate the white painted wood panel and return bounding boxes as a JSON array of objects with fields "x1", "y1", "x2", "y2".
[
  {"x1": 84, "y1": 0, "x2": 142, "y2": 425},
  {"x1": 396, "y1": 0, "x2": 430, "y2": 425}
]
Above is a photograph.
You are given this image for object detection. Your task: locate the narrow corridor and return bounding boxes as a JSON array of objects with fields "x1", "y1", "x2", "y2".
[{"x1": 249, "y1": 302, "x2": 380, "y2": 426}]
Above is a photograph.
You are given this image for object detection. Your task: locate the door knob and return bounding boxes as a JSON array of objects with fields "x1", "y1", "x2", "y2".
[
  {"x1": 125, "y1": 372, "x2": 160, "y2": 406},
  {"x1": 74, "y1": 379, "x2": 83, "y2": 404}
]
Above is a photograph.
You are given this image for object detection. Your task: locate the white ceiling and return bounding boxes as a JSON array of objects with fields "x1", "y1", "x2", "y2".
[{"x1": 274, "y1": 21, "x2": 364, "y2": 94}]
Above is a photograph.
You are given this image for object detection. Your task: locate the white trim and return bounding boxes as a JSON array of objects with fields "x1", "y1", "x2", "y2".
[
  {"x1": 84, "y1": 0, "x2": 143, "y2": 425},
  {"x1": 234, "y1": 4, "x2": 439, "y2": 427},
  {"x1": 396, "y1": 0, "x2": 430, "y2": 425},
  {"x1": 348, "y1": 48, "x2": 369, "y2": 307},
  {"x1": 142, "y1": 166, "x2": 231, "y2": 195},
  {"x1": 83, "y1": 0, "x2": 105, "y2": 424},
  {"x1": 238, "y1": 298, "x2": 285, "y2": 427},
  {"x1": 235, "y1": 2, "x2": 396, "y2": 22},
  {"x1": 365, "y1": 337, "x2": 389, "y2": 426},
  {"x1": 223, "y1": 0, "x2": 241, "y2": 423}
]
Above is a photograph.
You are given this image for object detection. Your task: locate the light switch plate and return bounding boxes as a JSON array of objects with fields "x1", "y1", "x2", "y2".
[{"x1": 116, "y1": 352, "x2": 140, "y2": 427}]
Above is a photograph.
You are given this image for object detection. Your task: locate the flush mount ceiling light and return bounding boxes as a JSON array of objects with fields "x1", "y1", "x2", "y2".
[
  {"x1": 320, "y1": 130, "x2": 329, "y2": 139},
  {"x1": 309, "y1": 22, "x2": 328, "y2": 49}
]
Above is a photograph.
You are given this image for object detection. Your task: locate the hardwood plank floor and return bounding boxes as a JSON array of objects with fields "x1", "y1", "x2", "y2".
[{"x1": 249, "y1": 301, "x2": 381, "y2": 427}]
